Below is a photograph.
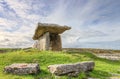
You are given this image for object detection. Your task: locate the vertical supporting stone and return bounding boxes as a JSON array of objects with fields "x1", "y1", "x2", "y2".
[
  {"x1": 33, "y1": 32, "x2": 62, "y2": 51},
  {"x1": 32, "y1": 23, "x2": 71, "y2": 51},
  {"x1": 50, "y1": 34, "x2": 62, "y2": 51},
  {"x1": 56, "y1": 35, "x2": 62, "y2": 51},
  {"x1": 45, "y1": 32, "x2": 50, "y2": 50},
  {"x1": 37, "y1": 32, "x2": 50, "y2": 50},
  {"x1": 32, "y1": 41, "x2": 37, "y2": 48}
]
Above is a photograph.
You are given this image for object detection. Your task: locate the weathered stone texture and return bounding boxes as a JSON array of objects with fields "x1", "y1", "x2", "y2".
[
  {"x1": 33, "y1": 23, "x2": 71, "y2": 40},
  {"x1": 33, "y1": 32, "x2": 50, "y2": 50},
  {"x1": 4, "y1": 63, "x2": 40, "y2": 75},
  {"x1": 32, "y1": 23, "x2": 71, "y2": 51},
  {"x1": 33, "y1": 32, "x2": 62, "y2": 51},
  {"x1": 48, "y1": 61, "x2": 95, "y2": 76},
  {"x1": 38, "y1": 32, "x2": 50, "y2": 50}
]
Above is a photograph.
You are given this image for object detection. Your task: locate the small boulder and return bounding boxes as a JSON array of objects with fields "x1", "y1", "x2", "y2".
[
  {"x1": 48, "y1": 61, "x2": 95, "y2": 76},
  {"x1": 4, "y1": 63, "x2": 40, "y2": 75}
]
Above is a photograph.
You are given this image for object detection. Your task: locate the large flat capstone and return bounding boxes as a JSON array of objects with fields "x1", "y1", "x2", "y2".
[
  {"x1": 48, "y1": 61, "x2": 95, "y2": 76},
  {"x1": 4, "y1": 63, "x2": 40, "y2": 75},
  {"x1": 33, "y1": 23, "x2": 71, "y2": 40}
]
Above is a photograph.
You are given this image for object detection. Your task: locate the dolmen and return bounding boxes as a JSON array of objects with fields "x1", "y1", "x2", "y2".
[
  {"x1": 48, "y1": 61, "x2": 95, "y2": 76},
  {"x1": 32, "y1": 23, "x2": 71, "y2": 51},
  {"x1": 4, "y1": 63, "x2": 40, "y2": 75}
]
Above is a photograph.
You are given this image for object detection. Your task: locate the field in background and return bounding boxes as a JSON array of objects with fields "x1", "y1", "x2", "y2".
[
  {"x1": 1, "y1": 48, "x2": 120, "y2": 53},
  {"x1": 63, "y1": 48, "x2": 120, "y2": 54},
  {"x1": 0, "y1": 48, "x2": 120, "y2": 79},
  {"x1": 63, "y1": 48, "x2": 120, "y2": 60}
]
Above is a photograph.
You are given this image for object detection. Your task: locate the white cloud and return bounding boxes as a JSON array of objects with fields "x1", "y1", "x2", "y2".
[
  {"x1": 5, "y1": 0, "x2": 30, "y2": 18},
  {"x1": 0, "y1": 31, "x2": 33, "y2": 48},
  {"x1": 0, "y1": 18, "x2": 18, "y2": 30},
  {"x1": 0, "y1": 5, "x2": 3, "y2": 12},
  {"x1": 45, "y1": 0, "x2": 120, "y2": 49},
  {"x1": 0, "y1": 0, "x2": 120, "y2": 49}
]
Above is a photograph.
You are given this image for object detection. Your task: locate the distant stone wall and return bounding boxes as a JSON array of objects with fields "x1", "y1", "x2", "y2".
[{"x1": 63, "y1": 48, "x2": 120, "y2": 54}]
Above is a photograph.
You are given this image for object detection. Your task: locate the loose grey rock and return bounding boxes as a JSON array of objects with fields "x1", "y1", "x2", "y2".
[
  {"x1": 4, "y1": 63, "x2": 40, "y2": 75},
  {"x1": 48, "y1": 61, "x2": 95, "y2": 76}
]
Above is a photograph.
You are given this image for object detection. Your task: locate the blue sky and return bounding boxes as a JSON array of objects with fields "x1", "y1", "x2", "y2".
[{"x1": 0, "y1": 0, "x2": 120, "y2": 49}]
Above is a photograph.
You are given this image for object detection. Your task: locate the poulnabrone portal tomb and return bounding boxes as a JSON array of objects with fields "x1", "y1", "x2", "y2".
[{"x1": 32, "y1": 23, "x2": 71, "y2": 51}]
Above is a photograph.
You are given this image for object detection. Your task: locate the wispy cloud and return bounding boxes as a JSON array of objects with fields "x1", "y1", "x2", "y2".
[
  {"x1": 0, "y1": 30, "x2": 33, "y2": 48},
  {"x1": 0, "y1": 0, "x2": 120, "y2": 49}
]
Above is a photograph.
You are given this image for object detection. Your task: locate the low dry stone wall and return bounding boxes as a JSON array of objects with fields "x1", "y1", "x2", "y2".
[
  {"x1": 4, "y1": 63, "x2": 40, "y2": 75},
  {"x1": 48, "y1": 61, "x2": 95, "y2": 76}
]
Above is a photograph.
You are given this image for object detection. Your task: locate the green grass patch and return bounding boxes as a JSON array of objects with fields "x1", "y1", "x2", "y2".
[{"x1": 0, "y1": 48, "x2": 120, "y2": 79}]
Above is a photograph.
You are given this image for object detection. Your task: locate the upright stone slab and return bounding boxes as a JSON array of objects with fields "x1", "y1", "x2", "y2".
[
  {"x1": 37, "y1": 32, "x2": 50, "y2": 50},
  {"x1": 32, "y1": 23, "x2": 71, "y2": 51},
  {"x1": 49, "y1": 34, "x2": 62, "y2": 51}
]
